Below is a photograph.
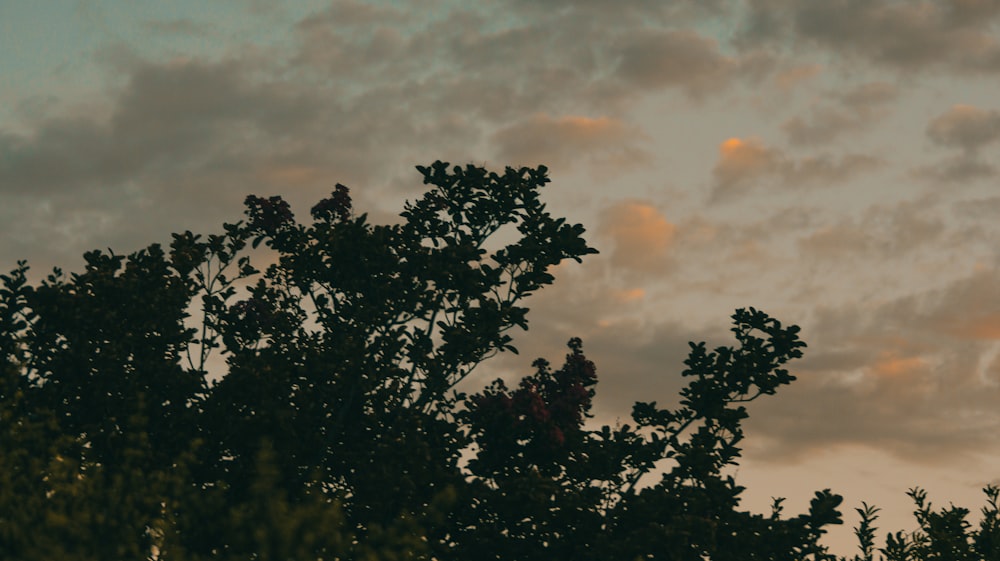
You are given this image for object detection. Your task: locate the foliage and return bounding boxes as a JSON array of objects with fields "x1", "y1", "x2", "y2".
[
  {"x1": 0, "y1": 161, "x2": 854, "y2": 559},
  {"x1": 844, "y1": 486, "x2": 1000, "y2": 561}
]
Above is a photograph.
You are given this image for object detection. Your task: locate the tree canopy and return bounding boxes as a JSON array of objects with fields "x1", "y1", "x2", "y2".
[{"x1": 1, "y1": 161, "x2": 996, "y2": 560}]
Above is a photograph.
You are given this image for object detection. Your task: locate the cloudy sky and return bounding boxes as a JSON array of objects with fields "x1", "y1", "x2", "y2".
[{"x1": 4, "y1": 0, "x2": 1000, "y2": 554}]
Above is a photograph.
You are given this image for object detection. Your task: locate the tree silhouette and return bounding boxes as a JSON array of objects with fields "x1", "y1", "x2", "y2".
[
  {"x1": 1, "y1": 161, "x2": 855, "y2": 559},
  {"x1": 843, "y1": 486, "x2": 1000, "y2": 561}
]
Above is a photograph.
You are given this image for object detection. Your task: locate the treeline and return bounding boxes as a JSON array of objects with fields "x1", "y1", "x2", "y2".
[{"x1": 1, "y1": 162, "x2": 996, "y2": 560}]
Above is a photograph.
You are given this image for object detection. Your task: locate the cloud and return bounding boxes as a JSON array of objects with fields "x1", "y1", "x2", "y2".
[
  {"x1": 0, "y1": 57, "x2": 330, "y2": 198},
  {"x1": 0, "y1": 52, "x2": 447, "y2": 268},
  {"x1": 912, "y1": 154, "x2": 998, "y2": 183},
  {"x1": 614, "y1": 29, "x2": 774, "y2": 97},
  {"x1": 491, "y1": 114, "x2": 650, "y2": 171},
  {"x1": 469, "y1": 194, "x2": 1000, "y2": 468},
  {"x1": 772, "y1": 63, "x2": 823, "y2": 93},
  {"x1": 478, "y1": 264, "x2": 720, "y2": 423},
  {"x1": 504, "y1": 0, "x2": 730, "y2": 24},
  {"x1": 944, "y1": 312, "x2": 1000, "y2": 340},
  {"x1": 712, "y1": 137, "x2": 781, "y2": 190},
  {"x1": 293, "y1": 2, "x2": 408, "y2": 75},
  {"x1": 797, "y1": 223, "x2": 874, "y2": 259},
  {"x1": 743, "y1": 267, "x2": 1000, "y2": 463},
  {"x1": 783, "y1": 153, "x2": 882, "y2": 184},
  {"x1": 616, "y1": 30, "x2": 733, "y2": 92},
  {"x1": 782, "y1": 82, "x2": 898, "y2": 145},
  {"x1": 506, "y1": 263, "x2": 1000, "y2": 467},
  {"x1": 744, "y1": 364, "x2": 998, "y2": 466},
  {"x1": 840, "y1": 80, "x2": 899, "y2": 106},
  {"x1": 910, "y1": 104, "x2": 1000, "y2": 182},
  {"x1": 4, "y1": 2, "x2": 709, "y2": 269},
  {"x1": 738, "y1": 0, "x2": 1000, "y2": 73},
  {"x1": 614, "y1": 287, "x2": 647, "y2": 303},
  {"x1": 142, "y1": 18, "x2": 213, "y2": 37},
  {"x1": 598, "y1": 201, "x2": 676, "y2": 273},
  {"x1": 8, "y1": 0, "x2": 1000, "y2": 479},
  {"x1": 797, "y1": 196, "x2": 945, "y2": 261},
  {"x1": 918, "y1": 269, "x2": 1000, "y2": 341},
  {"x1": 953, "y1": 195, "x2": 1000, "y2": 222},
  {"x1": 711, "y1": 137, "x2": 881, "y2": 200},
  {"x1": 289, "y1": 2, "x2": 747, "y2": 127},
  {"x1": 927, "y1": 104, "x2": 1000, "y2": 151},
  {"x1": 297, "y1": 0, "x2": 405, "y2": 29},
  {"x1": 869, "y1": 346, "x2": 932, "y2": 380}
]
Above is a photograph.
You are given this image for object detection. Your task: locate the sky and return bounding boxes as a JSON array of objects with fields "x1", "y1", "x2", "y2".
[{"x1": 3, "y1": 0, "x2": 1000, "y2": 555}]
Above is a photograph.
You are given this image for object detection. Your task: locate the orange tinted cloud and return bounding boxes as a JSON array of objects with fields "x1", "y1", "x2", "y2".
[
  {"x1": 870, "y1": 351, "x2": 926, "y2": 378},
  {"x1": 600, "y1": 201, "x2": 676, "y2": 272},
  {"x1": 711, "y1": 136, "x2": 881, "y2": 200},
  {"x1": 614, "y1": 287, "x2": 646, "y2": 303},
  {"x1": 944, "y1": 312, "x2": 1000, "y2": 340},
  {"x1": 927, "y1": 104, "x2": 1000, "y2": 151},
  {"x1": 491, "y1": 114, "x2": 650, "y2": 170},
  {"x1": 713, "y1": 136, "x2": 778, "y2": 190},
  {"x1": 257, "y1": 165, "x2": 324, "y2": 186},
  {"x1": 773, "y1": 63, "x2": 822, "y2": 92},
  {"x1": 561, "y1": 115, "x2": 619, "y2": 135},
  {"x1": 720, "y1": 137, "x2": 744, "y2": 152}
]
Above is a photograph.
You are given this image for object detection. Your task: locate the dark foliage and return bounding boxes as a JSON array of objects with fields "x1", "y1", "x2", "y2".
[{"x1": 5, "y1": 160, "x2": 980, "y2": 560}]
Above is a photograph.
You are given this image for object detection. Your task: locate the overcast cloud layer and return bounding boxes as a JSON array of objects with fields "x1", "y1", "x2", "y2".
[{"x1": 4, "y1": 0, "x2": 1000, "y2": 553}]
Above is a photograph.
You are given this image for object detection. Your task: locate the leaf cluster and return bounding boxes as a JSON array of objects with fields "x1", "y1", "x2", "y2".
[
  {"x1": 843, "y1": 486, "x2": 1000, "y2": 561},
  {"x1": 0, "y1": 161, "x2": 850, "y2": 560}
]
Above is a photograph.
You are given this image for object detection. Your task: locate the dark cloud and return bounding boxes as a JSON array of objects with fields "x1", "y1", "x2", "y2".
[
  {"x1": 839, "y1": 80, "x2": 898, "y2": 106},
  {"x1": 487, "y1": 261, "x2": 1000, "y2": 467},
  {"x1": 296, "y1": 0, "x2": 405, "y2": 29},
  {"x1": 710, "y1": 137, "x2": 882, "y2": 201},
  {"x1": 784, "y1": 153, "x2": 883, "y2": 184},
  {"x1": 738, "y1": 0, "x2": 1000, "y2": 73},
  {"x1": 770, "y1": 63, "x2": 823, "y2": 93},
  {"x1": 1, "y1": 0, "x2": 792, "y2": 275},
  {"x1": 782, "y1": 111, "x2": 861, "y2": 146},
  {"x1": 500, "y1": 0, "x2": 730, "y2": 26},
  {"x1": 909, "y1": 268, "x2": 1000, "y2": 340},
  {"x1": 926, "y1": 104, "x2": 1000, "y2": 151},
  {"x1": 291, "y1": 3, "x2": 688, "y2": 126},
  {"x1": 0, "y1": 52, "x2": 441, "y2": 268},
  {"x1": 293, "y1": 2, "x2": 409, "y2": 77},
  {"x1": 616, "y1": 30, "x2": 734, "y2": 93},
  {"x1": 797, "y1": 196, "x2": 945, "y2": 261},
  {"x1": 3, "y1": 2, "x2": 638, "y2": 268},
  {"x1": 782, "y1": 82, "x2": 898, "y2": 145},
  {"x1": 744, "y1": 354, "x2": 1000, "y2": 465},
  {"x1": 577, "y1": 193, "x2": 1000, "y2": 465},
  {"x1": 910, "y1": 104, "x2": 1000, "y2": 182},
  {"x1": 953, "y1": 195, "x2": 1000, "y2": 221},
  {"x1": 0, "y1": 58, "x2": 325, "y2": 197},
  {"x1": 472, "y1": 201, "x2": 970, "y2": 461},
  {"x1": 490, "y1": 114, "x2": 651, "y2": 172},
  {"x1": 912, "y1": 154, "x2": 998, "y2": 183},
  {"x1": 744, "y1": 268, "x2": 1000, "y2": 463},
  {"x1": 6, "y1": 0, "x2": 1000, "y2": 478},
  {"x1": 614, "y1": 29, "x2": 776, "y2": 98}
]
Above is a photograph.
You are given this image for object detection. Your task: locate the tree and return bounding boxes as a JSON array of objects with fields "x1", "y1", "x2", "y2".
[
  {"x1": 843, "y1": 486, "x2": 1000, "y2": 561},
  {"x1": 1, "y1": 161, "x2": 846, "y2": 559}
]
